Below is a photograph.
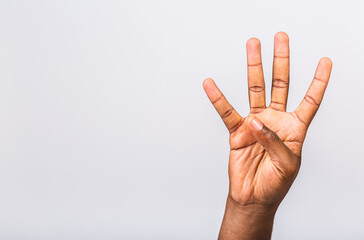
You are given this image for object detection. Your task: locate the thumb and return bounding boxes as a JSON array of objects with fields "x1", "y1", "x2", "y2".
[{"x1": 248, "y1": 116, "x2": 299, "y2": 176}]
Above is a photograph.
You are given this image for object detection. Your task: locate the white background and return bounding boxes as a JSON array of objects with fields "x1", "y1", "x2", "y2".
[{"x1": 0, "y1": 0, "x2": 363, "y2": 239}]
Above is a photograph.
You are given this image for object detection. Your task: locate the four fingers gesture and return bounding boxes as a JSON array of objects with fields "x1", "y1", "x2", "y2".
[{"x1": 203, "y1": 32, "x2": 332, "y2": 207}]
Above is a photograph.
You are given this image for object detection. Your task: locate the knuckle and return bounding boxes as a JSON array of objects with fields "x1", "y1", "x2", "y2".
[
  {"x1": 304, "y1": 95, "x2": 320, "y2": 106},
  {"x1": 270, "y1": 132, "x2": 279, "y2": 143},
  {"x1": 221, "y1": 107, "x2": 233, "y2": 119},
  {"x1": 272, "y1": 78, "x2": 289, "y2": 89},
  {"x1": 249, "y1": 86, "x2": 265, "y2": 93},
  {"x1": 263, "y1": 128, "x2": 279, "y2": 143}
]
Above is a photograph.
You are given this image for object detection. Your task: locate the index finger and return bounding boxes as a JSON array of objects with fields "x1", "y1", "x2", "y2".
[{"x1": 294, "y1": 58, "x2": 332, "y2": 126}]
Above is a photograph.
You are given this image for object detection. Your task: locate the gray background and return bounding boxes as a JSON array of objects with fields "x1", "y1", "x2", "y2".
[{"x1": 0, "y1": 0, "x2": 363, "y2": 239}]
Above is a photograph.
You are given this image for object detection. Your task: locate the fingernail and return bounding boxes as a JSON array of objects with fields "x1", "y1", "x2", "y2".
[{"x1": 251, "y1": 117, "x2": 263, "y2": 131}]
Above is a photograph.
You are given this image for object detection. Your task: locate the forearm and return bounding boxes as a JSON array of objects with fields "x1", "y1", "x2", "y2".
[{"x1": 218, "y1": 195, "x2": 278, "y2": 240}]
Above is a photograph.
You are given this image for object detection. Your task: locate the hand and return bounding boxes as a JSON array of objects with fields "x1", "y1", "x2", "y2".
[{"x1": 203, "y1": 32, "x2": 332, "y2": 239}]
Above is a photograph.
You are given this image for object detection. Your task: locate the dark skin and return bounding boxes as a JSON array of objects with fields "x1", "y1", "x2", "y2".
[{"x1": 203, "y1": 32, "x2": 332, "y2": 239}]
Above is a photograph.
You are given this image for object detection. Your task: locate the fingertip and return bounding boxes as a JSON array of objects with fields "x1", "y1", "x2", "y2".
[
  {"x1": 275, "y1": 31, "x2": 289, "y2": 41},
  {"x1": 202, "y1": 78, "x2": 214, "y2": 89},
  {"x1": 202, "y1": 78, "x2": 223, "y2": 102},
  {"x1": 246, "y1": 37, "x2": 261, "y2": 48},
  {"x1": 250, "y1": 116, "x2": 263, "y2": 131},
  {"x1": 246, "y1": 115, "x2": 263, "y2": 132},
  {"x1": 274, "y1": 32, "x2": 290, "y2": 57},
  {"x1": 315, "y1": 57, "x2": 333, "y2": 80},
  {"x1": 319, "y1": 57, "x2": 333, "y2": 67}
]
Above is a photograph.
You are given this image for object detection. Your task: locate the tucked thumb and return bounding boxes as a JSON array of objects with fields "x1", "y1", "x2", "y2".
[{"x1": 249, "y1": 116, "x2": 297, "y2": 173}]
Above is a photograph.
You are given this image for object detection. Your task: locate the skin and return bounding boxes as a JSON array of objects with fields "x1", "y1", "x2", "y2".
[{"x1": 202, "y1": 32, "x2": 332, "y2": 240}]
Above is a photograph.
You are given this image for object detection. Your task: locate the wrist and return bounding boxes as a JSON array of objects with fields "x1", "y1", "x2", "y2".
[
  {"x1": 227, "y1": 193, "x2": 279, "y2": 217},
  {"x1": 218, "y1": 195, "x2": 278, "y2": 240}
]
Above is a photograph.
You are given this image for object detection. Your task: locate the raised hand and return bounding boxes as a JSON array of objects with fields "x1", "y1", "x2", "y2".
[{"x1": 203, "y1": 32, "x2": 332, "y2": 240}]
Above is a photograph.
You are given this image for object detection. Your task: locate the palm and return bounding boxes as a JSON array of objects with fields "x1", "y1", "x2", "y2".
[
  {"x1": 203, "y1": 32, "x2": 332, "y2": 206},
  {"x1": 229, "y1": 109, "x2": 305, "y2": 205}
]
